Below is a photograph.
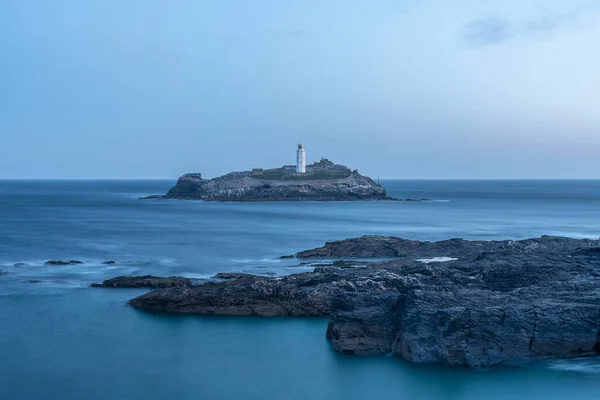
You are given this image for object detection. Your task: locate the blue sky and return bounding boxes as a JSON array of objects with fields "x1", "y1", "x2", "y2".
[{"x1": 1, "y1": 0, "x2": 599, "y2": 179}]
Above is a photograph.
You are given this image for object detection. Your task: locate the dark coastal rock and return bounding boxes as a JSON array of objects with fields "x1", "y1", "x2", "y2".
[
  {"x1": 144, "y1": 159, "x2": 392, "y2": 202},
  {"x1": 128, "y1": 270, "x2": 379, "y2": 317},
  {"x1": 294, "y1": 234, "x2": 599, "y2": 259},
  {"x1": 213, "y1": 272, "x2": 258, "y2": 280},
  {"x1": 91, "y1": 275, "x2": 193, "y2": 289},
  {"x1": 326, "y1": 291, "x2": 402, "y2": 356},
  {"x1": 105, "y1": 235, "x2": 600, "y2": 368},
  {"x1": 13, "y1": 263, "x2": 28, "y2": 268},
  {"x1": 102, "y1": 261, "x2": 116, "y2": 265},
  {"x1": 572, "y1": 247, "x2": 600, "y2": 256},
  {"x1": 45, "y1": 260, "x2": 84, "y2": 266}
]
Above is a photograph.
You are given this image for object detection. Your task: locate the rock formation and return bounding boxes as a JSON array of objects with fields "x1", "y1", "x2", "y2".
[
  {"x1": 94, "y1": 235, "x2": 600, "y2": 368},
  {"x1": 92, "y1": 275, "x2": 193, "y2": 289},
  {"x1": 143, "y1": 159, "x2": 391, "y2": 201},
  {"x1": 45, "y1": 260, "x2": 84, "y2": 266}
]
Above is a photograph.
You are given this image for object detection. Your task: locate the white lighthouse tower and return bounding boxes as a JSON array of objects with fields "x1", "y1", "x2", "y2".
[{"x1": 296, "y1": 143, "x2": 306, "y2": 173}]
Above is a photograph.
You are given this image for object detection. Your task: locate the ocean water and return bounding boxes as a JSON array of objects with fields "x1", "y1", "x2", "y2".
[{"x1": 1, "y1": 179, "x2": 600, "y2": 399}]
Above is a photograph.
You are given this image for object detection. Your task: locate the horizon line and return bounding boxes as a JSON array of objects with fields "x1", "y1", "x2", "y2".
[{"x1": 1, "y1": 178, "x2": 600, "y2": 181}]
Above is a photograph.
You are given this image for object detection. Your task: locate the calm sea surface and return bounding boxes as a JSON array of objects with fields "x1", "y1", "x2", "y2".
[{"x1": 1, "y1": 180, "x2": 600, "y2": 399}]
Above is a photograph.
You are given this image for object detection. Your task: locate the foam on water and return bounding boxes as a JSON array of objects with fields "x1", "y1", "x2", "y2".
[
  {"x1": 175, "y1": 272, "x2": 215, "y2": 280},
  {"x1": 547, "y1": 359, "x2": 600, "y2": 374},
  {"x1": 230, "y1": 258, "x2": 283, "y2": 264},
  {"x1": 417, "y1": 257, "x2": 459, "y2": 264}
]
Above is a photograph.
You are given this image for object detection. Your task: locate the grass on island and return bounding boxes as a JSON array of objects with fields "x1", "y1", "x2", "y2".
[{"x1": 253, "y1": 171, "x2": 351, "y2": 181}]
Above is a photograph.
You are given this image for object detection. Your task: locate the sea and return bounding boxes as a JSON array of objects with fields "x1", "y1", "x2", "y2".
[{"x1": 1, "y1": 179, "x2": 600, "y2": 400}]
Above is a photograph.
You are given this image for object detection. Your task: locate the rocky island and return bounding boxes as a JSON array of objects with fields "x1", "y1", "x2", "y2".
[
  {"x1": 93, "y1": 235, "x2": 600, "y2": 368},
  {"x1": 145, "y1": 158, "x2": 392, "y2": 201}
]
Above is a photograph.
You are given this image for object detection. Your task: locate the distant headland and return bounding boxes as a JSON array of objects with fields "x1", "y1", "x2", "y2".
[{"x1": 144, "y1": 143, "x2": 395, "y2": 202}]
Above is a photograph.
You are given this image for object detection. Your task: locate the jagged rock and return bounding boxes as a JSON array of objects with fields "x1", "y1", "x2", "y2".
[
  {"x1": 573, "y1": 247, "x2": 600, "y2": 256},
  {"x1": 91, "y1": 275, "x2": 193, "y2": 289},
  {"x1": 102, "y1": 235, "x2": 600, "y2": 368},
  {"x1": 295, "y1": 235, "x2": 599, "y2": 259},
  {"x1": 128, "y1": 272, "x2": 340, "y2": 316},
  {"x1": 45, "y1": 260, "x2": 84, "y2": 266}
]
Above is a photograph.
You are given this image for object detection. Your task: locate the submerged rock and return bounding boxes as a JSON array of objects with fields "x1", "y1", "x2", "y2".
[
  {"x1": 104, "y1": 235, "x2": 600, "y2": 368},
  {"x1": 45, "y1": 260, "x2": 84, "y2": 266},
  {"x1": 102, "y1": 261, "x2": 116, "y2": 265},
  {"x1": 13, "y1": 263, "x2": 28, "y2": 268},
  {"x1": 91, "y1": 275, "x2": 193, "y2": 289}
]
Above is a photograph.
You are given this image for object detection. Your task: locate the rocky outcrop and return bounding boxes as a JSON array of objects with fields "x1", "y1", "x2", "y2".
[
  {"x1": 45, "y1": 260, "x2": 84, "y2": 266},
  {"x1": 293, "y1": 235, "x2": 597, "y2": 259},
  {"x1": 91, "y1": 275, "x2": 193, "y2": 289},
  {"x1": 144, "y1": 160, "x2": 391, "y2": 201},
  {"x1": 128, "y1": 272, "x2": 337, "y2": 316},
  {"x1": 98, "y1": 235, "x2": 600, "y2": 368}
]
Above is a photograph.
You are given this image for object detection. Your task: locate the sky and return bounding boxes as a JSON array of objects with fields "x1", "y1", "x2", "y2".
[{"x1": 1, "y1": 0, "x2": 599, "y2": 179}]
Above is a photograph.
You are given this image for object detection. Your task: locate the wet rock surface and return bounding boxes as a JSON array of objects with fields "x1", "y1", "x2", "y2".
[
  {"x1": 100, "y1": 235, "x2": 600, "y2": 367},
  {"x1": 293, "y1": 235, "x2": 596, "y2": 259},
  {"x1": 45, "y1": 260, "x2": 84, "y2": 266},
  {"x1": 91, "y1": 275, "x2": 194, "y2": 289}
]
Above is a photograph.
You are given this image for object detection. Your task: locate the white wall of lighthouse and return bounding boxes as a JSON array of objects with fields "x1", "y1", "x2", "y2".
[{"x1": 296, "y1": 143, "x2": 306, "y2": 173}]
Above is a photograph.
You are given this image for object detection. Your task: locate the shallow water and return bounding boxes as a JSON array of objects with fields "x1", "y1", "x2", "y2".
[{"x1": 1, "y1": 180, "x2": 600, "y2": 399}]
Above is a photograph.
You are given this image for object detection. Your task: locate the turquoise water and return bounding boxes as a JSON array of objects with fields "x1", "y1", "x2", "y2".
[{"x1": 1, "y1": 180, "x2": 600, "y2": 399}]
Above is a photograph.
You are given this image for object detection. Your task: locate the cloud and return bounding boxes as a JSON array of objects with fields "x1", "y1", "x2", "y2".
[
  {"x1": 462, "y1": 4, "x2": 600, "y2": 48},
  {"x1": 525, "y1": 14, "x2": 561, "y2": 33},
  {"x1": 461, "y1": 17, "x2": 518, "y2": 47}
]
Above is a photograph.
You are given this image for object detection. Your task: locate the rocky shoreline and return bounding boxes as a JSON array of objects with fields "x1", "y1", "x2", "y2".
[
  {"x1": 143, "y1": 159, "x2": 393, "y2": 201},
  {"x1": 92, "y1": 235, "x2": 600, "y2": 368}
]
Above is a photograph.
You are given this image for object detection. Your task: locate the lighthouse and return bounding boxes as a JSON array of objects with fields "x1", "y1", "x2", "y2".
[{"x1": 296, "y1": 143, "x2": 306, "y2": 173}]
